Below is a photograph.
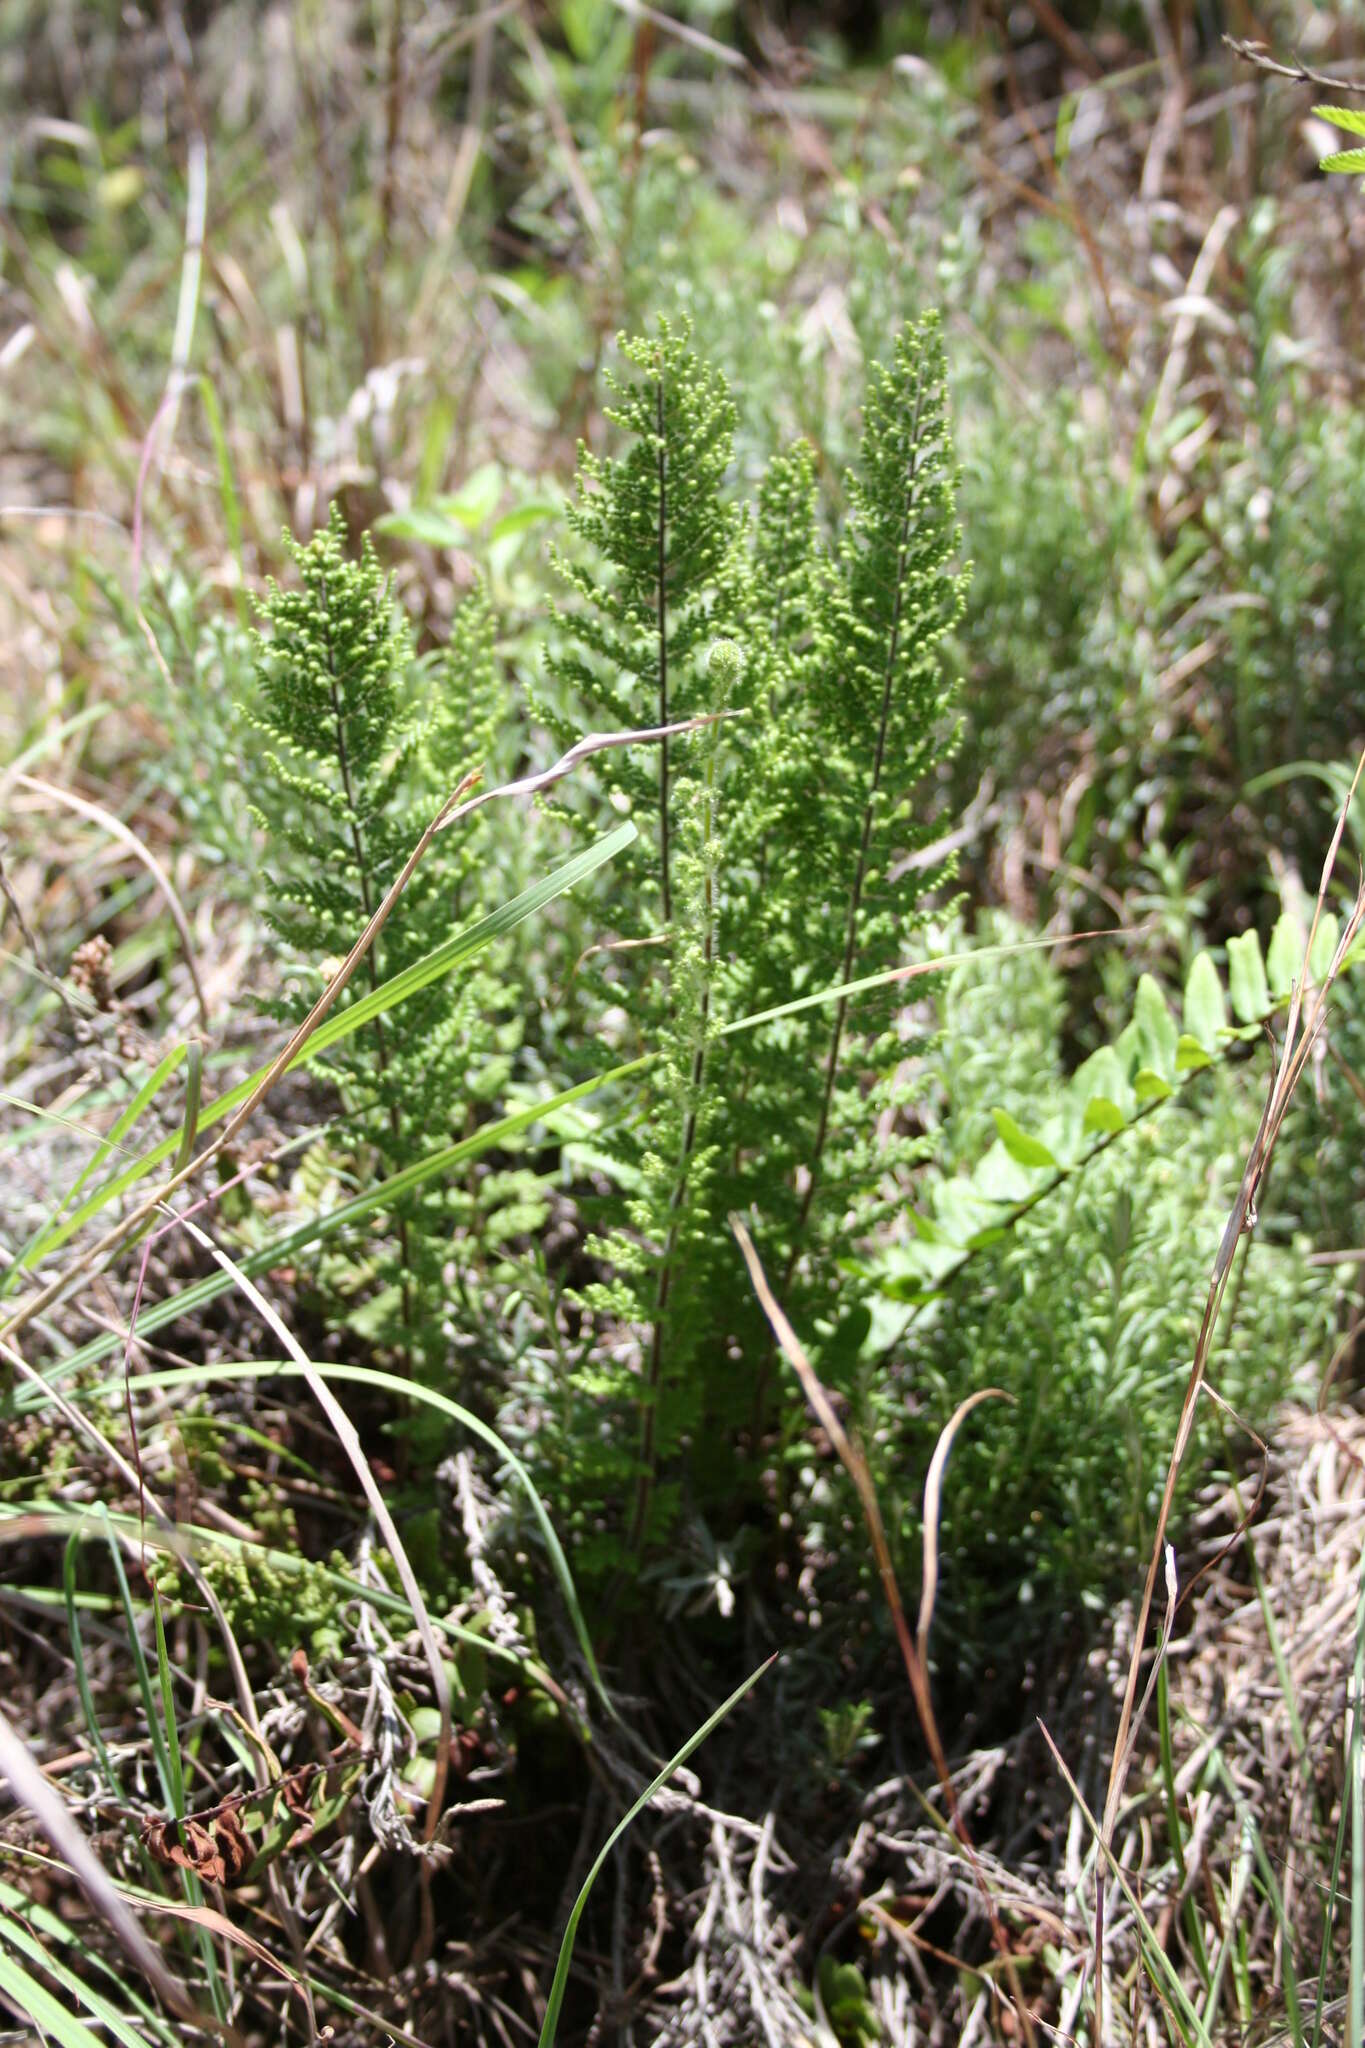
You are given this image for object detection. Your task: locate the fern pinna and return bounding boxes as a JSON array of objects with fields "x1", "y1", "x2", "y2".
[
  {"x1": 537, "y1": 314, "x2": 967, "y2": 1570},
  {"x1": 246, "y1": 508, "x2": 513, "y2": 1387}
]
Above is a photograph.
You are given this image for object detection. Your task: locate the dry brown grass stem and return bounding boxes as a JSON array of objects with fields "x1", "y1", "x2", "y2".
[
  {"x1": 0, "y1": 713, "x2": 722, "y2": 1354},
  {"x1": 0, "y1": 1330, "x2": 322, "y2": 2034},
  {"x1": 1089, "y1": 742, "x2": 1365, "y2": 2042},
  {"x1": 730, "y1": 1215, "x2": 1032, "y2": 2047},
  {"x1": 10, "y1": 771, "x2": 210, "y2": 1029}
]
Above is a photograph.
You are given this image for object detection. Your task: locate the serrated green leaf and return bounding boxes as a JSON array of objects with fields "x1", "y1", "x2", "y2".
[
  {"x1": 1227, "y1": 930, "x2": 1270, "y2": 1022},
  {"x1": 991, "y1": 1109, "x2": 1058, "y2": 1170},
  {"x1": 1313, "y1": 104, "x2": 1365, "y2": 139},
  {"x1": 1321, "y1": 149, "x2": 1365, "y2": 172},
  {"x1": 1183, "y1": 950, "x2": 1226, "y2": 1052}
]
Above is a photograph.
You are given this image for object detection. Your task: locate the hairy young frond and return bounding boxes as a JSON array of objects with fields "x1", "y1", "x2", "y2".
[
  {"x1": 524, "y1": 316, "x2": 968, "y2": 1573},
  {"x1": 246, "y1": 514, "x2": 517, "y2": 1390},
  {"x1": 541, "y1": 316, "x2": 751, "y2": 936}
]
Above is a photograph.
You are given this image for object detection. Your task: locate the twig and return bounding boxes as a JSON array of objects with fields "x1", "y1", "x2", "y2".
[{"x1": 1224, "y1": 34, "x2": 1365, "y2": 96}]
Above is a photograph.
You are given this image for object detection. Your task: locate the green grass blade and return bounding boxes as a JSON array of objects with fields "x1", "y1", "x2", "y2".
[
  {"x1": 22, "y1": 821, "x2": 637, "y2": 1266},
  {"x1": 27, "y1": 1060, "x2": 646, "y2": 1393},
  {"x1": 151, "y1": 1589, "x2": 186, "y2": 1818},
  {"x1": 0, "y1": 1925, "x2": 131, "y2": 2048},
  {"x1": 0, "y1": 1881, "x2": 179, "y2": 2048},
  {"x1": 0, "y1": 1046, "x2": 187, "y2": 1297},
  {"x1": 192, "y1": 375, "x2": 246, "y2": 621},
  {"x1": 99, "y1": 1509, "x2": 175, "y2": 1814},
  {"x1": 537, "y1": 1656, "x2": 775, "y2": 2047},
  {"x1": 75, "y1": 1360, "x2": 609, "y2": 1718},
  {"x1": 303, "y1": 819, "x2": 638, "y2": 1057},
  {"x1": 0, "y1": 1906, "x2": 158, "y2": 2048},
  {"x1": 1158, "y1": 1657, "x2": 1211, "y2": 1989},
  {"x1": 1205, "y1": 1755, "x2": 1304, "y2": 2048},
  {"x1": 63, "y1": 1531, "x2": 121, "y2": 1797}
]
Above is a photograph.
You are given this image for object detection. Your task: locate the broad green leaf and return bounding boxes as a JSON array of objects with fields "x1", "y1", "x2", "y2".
[
  {"x1": 1227, "y1": 930, "x2": 1270, "y2": 1023},
  {"x1": 1073, "y1": 1045, "x2": 1132, "y2": 1125},
  {"x1": 973, "y1": 1140, "x2": 1038, "y2": 1205},
  {"x1": 372, "y1": 505, "x2": 468, "y2": 547},
  {"x1": 1083, "y1": 1096, "x2": 1127, "y2": 1134},
  {"x1": 1182, "y1": 951, "x2": 1226, "y2": 1052},
  {"x1": 1175, "y1": 1034, "x2": 1212, "y2": 1073},
  {"x1": 436, "y1": 462, "x2": 503, "y2": 529},
  {"x1": 1314, "y1": 104, "x2": 1365, "y2": 139},
  {"x1": 1311, "y1": 912, "x2": 1341, "y2": 982},
  {"x1": 991, "y1": 1109, "x2": 1057, "y2": 1170},
  {"x1": 490, "y1": 499, "x2": 557, "y2": 540},
  {"x1": 1267, "y1": 912, "x2": 1303, "y2": 1001},
  {"x1": 1134, "y1": 1069, "x2": 1174, "y2": 1102},
  {"x1": 1134, "y1": 974, "x2": 1178, "y2": 1082}
]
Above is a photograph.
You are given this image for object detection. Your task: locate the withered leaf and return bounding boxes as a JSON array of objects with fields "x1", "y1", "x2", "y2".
[
  {"x1": 142, "y1": 1808, "x2": 255, "y2": 1888},
  {"x1": 213, "y1": 1807, "x2": 253, "y2": 1884}
]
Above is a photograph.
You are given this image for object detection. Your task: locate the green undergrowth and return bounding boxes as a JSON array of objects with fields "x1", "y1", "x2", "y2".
[{"x1": 4, "y1": 13, "x2": 1365, "y2": 2039}]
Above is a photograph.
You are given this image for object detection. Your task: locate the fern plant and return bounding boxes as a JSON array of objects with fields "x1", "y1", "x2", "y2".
[
  {"x1": 740, "y1": 313, "x2": 968, "y2": 1322},
  {"x1": 535, "y1": 320, "x2": 761, "y2": 1555},
  {"x1": 245, "y1": 508, "x2": 515, "y2": 1388},
  {"x1": 528, "y1": 314, "x2": 967, "y2": 1572}
]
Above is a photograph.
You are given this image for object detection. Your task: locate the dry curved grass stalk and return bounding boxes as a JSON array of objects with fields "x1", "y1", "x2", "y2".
[
  {"x1": 1087, "y1": 743, "x2": 1365, "y2": 2042},
  {"x1": 730, "y1": 1214, "x2": 1031, "y2": 2045},
  {"x1": 0, "y1": 714, "x2": 722, "y2": 1354},
  {"x1": 10, "y1": 772, "x2": 210, "y2": 1030}
]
